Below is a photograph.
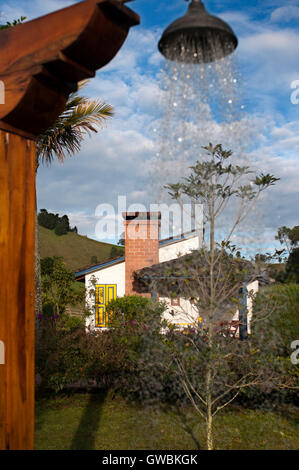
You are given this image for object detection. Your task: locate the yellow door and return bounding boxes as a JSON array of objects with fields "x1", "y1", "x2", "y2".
[{"x1": 95, "y1": 284, "x2": 117, "y2": 328}]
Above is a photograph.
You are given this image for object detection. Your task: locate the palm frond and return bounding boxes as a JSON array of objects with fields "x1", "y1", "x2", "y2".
[{"x1": 36, "y1": 90, "x2": 114, "y2": 166}]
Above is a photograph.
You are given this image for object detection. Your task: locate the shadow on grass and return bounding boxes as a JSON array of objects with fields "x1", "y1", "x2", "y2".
[
  {"x1": 70, "y1": 390, "x2": 108, "y2": 450},
  {"x1": 162, "y1": 404, "x2": 202, "y2": 450}
]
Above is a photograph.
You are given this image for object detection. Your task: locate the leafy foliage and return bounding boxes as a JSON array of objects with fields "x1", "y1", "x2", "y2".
[
  {"x1": 253, "y1": 283, "x2": 299, "y2": 353},
  {"x1": 41, "y1": 257, "x2": 84, "y2": 317},
  {"x1": 0, "y1": 16, "x2": 26, "y2": 29},
  {"x1": 166, "y1": 144, "x2": 279, "y2": 219},
  {"x1": 36, "y1": 316, "x2": 128, "y2": 392},
  {"x1": 285, "y1": 248, "x2": 299, "y2": 283},
  {"x1": 275, "y1": 225, "x2": 299, "y2": 282},
  {"x1": 276, "y1": 225, "x2": 299, "y2": 252},
  {"x1": 36, "y1": 82, "x2": 114, "y2": 166},
  {"x1": 110, "y1": 245, "x2": 124, "y2": 259},
  {"x1": 38, "y1": 209, "x2": 77, "y2": 236}
]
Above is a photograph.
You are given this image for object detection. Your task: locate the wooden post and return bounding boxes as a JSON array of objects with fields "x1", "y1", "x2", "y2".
[
  {"x1": 0, "y1": 132, "x2": 36, "y2": 449},
  {"x1": 0, "y1": 0, "x2": 139, "y2": 450}
]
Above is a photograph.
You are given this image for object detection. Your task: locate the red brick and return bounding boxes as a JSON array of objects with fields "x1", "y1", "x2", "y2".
[{"x1": 123, "y1": 212, "x2": 161, "y2": 295}]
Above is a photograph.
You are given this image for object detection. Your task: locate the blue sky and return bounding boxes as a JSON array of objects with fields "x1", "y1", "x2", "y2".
[{"x1": 1, "y1": 0, "x2": 298, "y2": 250}]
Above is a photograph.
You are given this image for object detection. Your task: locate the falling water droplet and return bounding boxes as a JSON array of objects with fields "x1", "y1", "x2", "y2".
[{"x1": 151, "y1": 48, "x2": 248, "y2": 206}]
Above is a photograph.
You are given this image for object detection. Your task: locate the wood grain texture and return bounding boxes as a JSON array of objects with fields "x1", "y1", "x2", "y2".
[{"x1": 0, "y1": 132, "x2": 36, "y2": 450}]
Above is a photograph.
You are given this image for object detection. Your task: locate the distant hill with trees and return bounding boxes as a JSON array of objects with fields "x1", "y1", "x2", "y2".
[
  {"x1": 38, "y1": 225, "x2": 124, "y2": 272},
  {"x1": 38, "y1": 209, "x2": 78, "y2": 236}
]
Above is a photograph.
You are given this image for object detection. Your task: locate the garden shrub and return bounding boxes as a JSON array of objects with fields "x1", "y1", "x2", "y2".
[
  {"x1": 105, "y1": 296, "x2": 187, "y2": 403},
  {"x1": 253, "y1": 283, "x2": 299, "y2": 353},
  {"x1": 285, "y1": 248, "x2": 299, "y2": 283},
  {"x1": 247, "y1": 283, "x2": 299, "y2": 404},
  {"x1": 36, "y1": 313, "x2": 128, "y2": 393}
]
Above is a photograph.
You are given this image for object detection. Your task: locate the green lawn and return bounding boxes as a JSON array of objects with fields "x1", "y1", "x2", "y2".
[{"x1": 35, "y1": 392, "x2": 299, "y2": 450}]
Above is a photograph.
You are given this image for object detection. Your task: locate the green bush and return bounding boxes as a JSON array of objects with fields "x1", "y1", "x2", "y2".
[
  {"x1": 58, "y1": 314, "x2": 86, "y2": 330},
  {"x1": 54, "y1": 222, "x2": 68, "y2": 236},
  {"x1": 41, "y1": 257, "x2": 84, "y2": 317},
  {"x1": 36, "y1": 296, "x2": 171, "y2": 398},
  {"x1": 107, "y1": 295, "x2": 165, "y2": 354},
  {"x1": 104, "y1": 296, "x2": 185, "y2": 402},
  {"x1": 40, "y1": 257, "x2": 55, "y2": 276},
  {"x1": 285, "y1": 248, "x2": 299, "y2": 283},
  {"x1": 253, "y1": 283, "x2": 299, "y2": 352},
  {"x1": 107, "y1": 295, "x2": 161, "y2": 323},
  {"x1": 249, "y1": 283, "x2": 299, "y2": 404},
  {"x1": 36, "y1": 315, "x2": 127, "y2": 392}
]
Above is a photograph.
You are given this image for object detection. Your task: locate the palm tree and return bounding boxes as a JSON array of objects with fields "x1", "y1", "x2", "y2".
[
  {"x1": 36, "y1": 82, "x2": 113, "y2": 167},
  {"x1": 35, "y1": 82, "x2": 114, "y2": 320},
  {"x1": 2, "y1": 15, "x2": 113, "y2": 350}
]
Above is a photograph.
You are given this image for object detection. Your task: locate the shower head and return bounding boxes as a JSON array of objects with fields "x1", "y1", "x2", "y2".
[{"x1": 158, "y1": 0, "x2": 238, "y2": 64}]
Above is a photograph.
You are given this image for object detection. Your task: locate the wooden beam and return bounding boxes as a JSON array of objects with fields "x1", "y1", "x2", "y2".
[{"x1": 0, "y1": 0, "x2": 140, "y2": 136}]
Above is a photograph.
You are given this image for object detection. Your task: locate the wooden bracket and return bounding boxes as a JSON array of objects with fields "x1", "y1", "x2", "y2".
[{"x1": 0, "y1": 0, "x2": 139, "y2": 137}]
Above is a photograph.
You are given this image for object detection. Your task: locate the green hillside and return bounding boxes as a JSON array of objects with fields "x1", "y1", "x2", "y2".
[{"x1": 38, "y1": 225, "x2": 124, "y2": 272}]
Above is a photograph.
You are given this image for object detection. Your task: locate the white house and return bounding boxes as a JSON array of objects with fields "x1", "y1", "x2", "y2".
[{"x1": 75, "y1": 211, "x2": 259, "y2": 336}]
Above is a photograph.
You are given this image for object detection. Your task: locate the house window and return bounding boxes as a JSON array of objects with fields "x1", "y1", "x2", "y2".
[{"x1": 171, "y1": 297, "x2": 180, "y2": 306}]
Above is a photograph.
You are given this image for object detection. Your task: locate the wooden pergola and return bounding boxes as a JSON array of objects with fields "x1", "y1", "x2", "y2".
[{"x1": 0, "y1": 0, "x2": 139, "y2": 450}]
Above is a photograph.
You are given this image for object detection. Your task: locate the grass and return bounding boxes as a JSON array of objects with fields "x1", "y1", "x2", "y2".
[
  {"x1": 38, "y1": 225, "x2": 124, "y2": 272},
  {"x1": 35, "y1": 392, "x2": 299, "y2": 450}
]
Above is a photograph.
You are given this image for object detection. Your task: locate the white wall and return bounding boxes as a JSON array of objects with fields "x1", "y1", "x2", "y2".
[
  {"x1": 159, "y1": 236, "x2": 200, "y2": 263},
  {"x1": 232, "y1": 280, "x2": 259, "y2": 335},
  {"x1": 85, "y1": 261, "x2": 125, "y2": 329},
  {"x1": 162, "y1": 280, "x2": 259, "y2": 333},
  {"x1": 160, "y1": 297, "x2": 199, "y2": 328}
]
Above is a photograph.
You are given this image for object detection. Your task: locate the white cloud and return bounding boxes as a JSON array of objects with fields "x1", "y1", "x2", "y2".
[
  {"x1": 271, "y1": 6, "x2": 299, "y2": 22},
  {"x1": 13, "y1": 0, "x2": 294, "y2": 250}
]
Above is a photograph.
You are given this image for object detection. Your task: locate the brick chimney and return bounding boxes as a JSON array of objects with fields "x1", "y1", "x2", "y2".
[{"x1": 122, "y1": 212, "x2": 161, "y2": 295}]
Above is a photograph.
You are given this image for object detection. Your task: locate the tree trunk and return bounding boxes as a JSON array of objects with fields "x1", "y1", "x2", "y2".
[{"x1": 206, "y1": 372, "x2": 214, "y2": 450}]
